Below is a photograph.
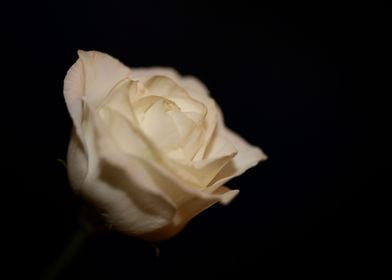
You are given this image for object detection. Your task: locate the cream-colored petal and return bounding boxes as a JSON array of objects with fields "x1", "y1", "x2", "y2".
[
  {"x1": 98, "y1": 107, "x2": 156, "y2": 159},
  {"x1": 176, "y1": 75, "x2": 219, "y2": 160},
  {"x1": 138, "y1": 97, "x2": 182, "y2": 150},
  {"x1": 131, "y1": 69, "x2": 217, "y2": 161},
  {"x1": 167, "y1": 111, "x2": 198, "y2": 151},
  {"x1": 67, "y1": 129, "x2": 88, "y2": 193},
  {"x1": 169, "y1": 133, "x2": 238, "y2": 187},
  {"x1": 181, "y1": 75, "x2": 210, "y2": 98},
  {"x1": 203, "y1": 132, "x2": 238, "y2": 160},
  {"x1": 169, "y1": 153, "x2": 236, "y2": 188},
  {"x1": 207, "y1": 127, "x2": 267, "y2": 192},
  {"x1": 175, "y1": 124, "x2": 205, "y2": 161},
  {"x1": 168, "y1": 96, "x2": 207, "y2": 116},
  {"x1": 64, "y1": 50, "x2": 132, "y2": 140},
  {"x1": 97, "y1": 78, "x2": 138, "y2": 126},
  {"x1": 63, "y1": 57, "x2": 85, "y2": 139},
  {"x1": 128, "y1": 80, "x2": 150, "y2": 103},
  {"x1": 131, "y1": 67, "x2": 181, "y2": 83},
  {"x1": 164, "y1": 130, "x2": 238, "y2": 188},
  {"x1": 76, "y1": 50, "x2": 131, "y2": 108},
  {"x1": 131, "y1": 67, "x2": 210, "y2": 100},
  {"x1": 188, "y1": 97, "x2": 218, "y2": 161},
  {"x1": 145, "y1": 75, "x2": 189, "y2": 99},
  {"x1": 140, "y1": 186, "x2": 239, "y2": 241},
  {"x1": 212, "y1": 186, "x2": 240, "y2": 205},
  {"x1": 85, "y1": 111, "x2": 178, "y2": 236}
]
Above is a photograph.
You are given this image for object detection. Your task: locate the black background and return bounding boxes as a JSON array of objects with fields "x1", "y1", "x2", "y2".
[{"x1": 4, "y1": 1, "x2": 388, "y2": 279}]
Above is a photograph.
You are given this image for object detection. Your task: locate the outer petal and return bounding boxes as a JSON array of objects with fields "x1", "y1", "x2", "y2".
[
  {"x1": 207, "y1": 117, "x2": 267, "y2": 191},
  {"x1": 133, "y1": 160, "x2": 240, "y2": 240},
  {"x1": 141, "y1": 186, "x2": 239, "y2": 241},
  {"x1": 79, "y1": 110, "x2": 177, "y2": 236},
  {"x1": 67, "y1": 129, "x2": 88, "y2": 193},
  {"x1": 64, "y1": 57, "x2": 84, "y2": 139},
  {"x1": 181, "y1": 77, "x2": 267, "y2": 189},
  {"x1": 76, "y1": 50, "x2": 132, "y2": 108},
  {"x1": 65, "y1": 51, "x2": 133, "y2": 194},
  {"x1": 181, "y1": 75, "x2": 211, "y2": 99},
  {"x1": 63, "y1": 50, "x2": 131, "y2": 138},
  {"x1": 167, "y1": 133, "x2": 238, "y2": 187}
]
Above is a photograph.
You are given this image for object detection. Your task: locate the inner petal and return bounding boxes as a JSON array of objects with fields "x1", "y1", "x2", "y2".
[
  {"x1": 97, "y1": 78, "x2": 139, "y2": 127},
  {"x1": 138, "y1": 97, "x2": 183, "y2": 151},
  {"x1": 145, "y1": 75, "x2": 189, "y2": 99},
  {"x1": 97, "y1": 107, "x2": 155, "y2": 159},
  {"x1": 168, "y1": 96, "x2": 207, "y2": 118},
  {"x1": 168, "y1": 134, "x2": 238, "y2": 187}
]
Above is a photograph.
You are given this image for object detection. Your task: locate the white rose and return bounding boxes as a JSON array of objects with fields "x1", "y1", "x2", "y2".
[{"x1": 64, "y1": 50, "x2": 266, "y2": 241}]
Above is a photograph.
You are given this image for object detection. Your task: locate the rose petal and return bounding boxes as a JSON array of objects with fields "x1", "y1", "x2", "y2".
[
  {"x1": 98, "y1": 107, "x2": 156, "y2": 159},
  {"x1": 138, "y1": 97, "x2": 182, "y2": 150},
  {"x1": 133, "y1": 159, "x2": 240, "y2": 240},
  {"x1": 207, "y1": 126, "x2": 267, "y2": 191},
  {"x1": 184, "y1": 92, "x2": 218, "y2": 161},
  {"x1": 168, "y1": 111, "x2": 197, "y2": 141},
  {"x1": 85, "y1": 111, "x2": 178, "y2": 236},
  {"x1": 64, "y1": 59, "x2": 85, "y2": 139},
  {"x1": 165, "y1": 126, "x2": 239, "y2": 187},
  {"x1": 131, "y1": 67, "x2": 181, "y2": 83},
  {"x1": 141, "y1": 187, "x2": 239, "y2": 240},
  {"x1": 67, "y1": 129, "x2": 88, "y2": 193},
  {"x1": 64, "y1": 50, "x2": 131, "y2": 139},
  {"x1": 130, "y1": 70, "x2": 218, "y2": 162},
  {"x1": 172, "y1": 124, "x2": 205, "y2": 161},
  {"x1": 97, "y1": 78, "x2": 137, "y2": 125},
  {"x1": 145, "y1": 76, "x2": 189, "y2": 98},
  {"x1": 132, "y1": 67, "x2": 210, "y2": 100},
  {"x1": 168, "y1": 96, "x2": 207, "y2": 116},
  {"x1": 181, "y1": 75, "x2": 211, "y2": 98},
  {"x1": 77, "y1": 50, "x2": 132, "y2": 107}
]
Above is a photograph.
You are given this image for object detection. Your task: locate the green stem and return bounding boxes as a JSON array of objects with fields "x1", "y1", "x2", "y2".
[{"x1": 42, "y1": 222, "x2": 93, "y2": 280}]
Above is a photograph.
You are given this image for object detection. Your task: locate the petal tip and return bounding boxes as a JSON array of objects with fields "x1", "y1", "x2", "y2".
[
  {"x1": 219, "y1": 189, "x2": 239, "y2": 205},
  {"x1": 77, "y1": 49, "x2": 88, "y2": 57}
]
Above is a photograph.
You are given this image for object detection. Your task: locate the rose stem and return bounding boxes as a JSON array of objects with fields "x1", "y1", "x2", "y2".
[{"x1": 42, "y1": 221, "x2": 93, "y2": 280}]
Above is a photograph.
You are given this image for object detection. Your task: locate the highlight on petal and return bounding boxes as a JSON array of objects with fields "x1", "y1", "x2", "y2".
[
  {"x1": 136, "y1": 97, "x2": 183, "y2": 150},
  {"x1": 98, "y1": 107, "x2": 155, "y2": 159},
  {"x1": 97, "y1": 78, "x2": 136, "y2": 125},
  {"x1": 64, "y1": 50, "x2": 132, "y2": 140},
  {"x1": 85, "y1": 111, "x2": 177, "y2": 235},
  {"x1": 165, "y1": 133, "x2": 238, "y2": 188},
  {"x1": 207, "y1": 127, "x2": 267, "y2": 192},
  {"x1": 77, "y1": 50, "x2": 132, "y2": 107}
]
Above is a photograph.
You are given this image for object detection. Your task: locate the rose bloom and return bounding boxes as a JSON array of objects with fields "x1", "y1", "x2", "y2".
[{"x1": 64, "y1": 50, "x2": 266, "y2": 241}]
